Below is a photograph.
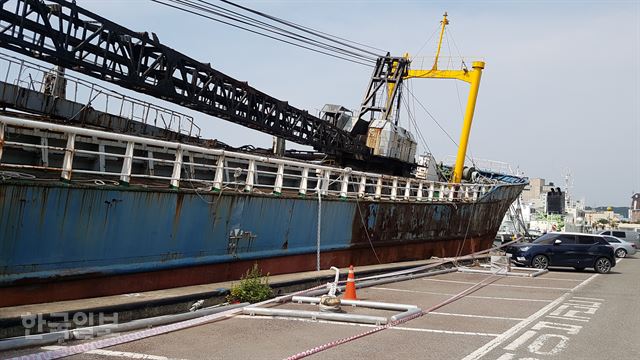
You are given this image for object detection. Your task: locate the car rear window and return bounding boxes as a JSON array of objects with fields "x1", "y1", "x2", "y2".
[
  {"x1": 605, "y1": 237, "x2": 620, "y2": 243},
  {"x1": 612, "y1": 231, "x2": 626, "y2": 238}
]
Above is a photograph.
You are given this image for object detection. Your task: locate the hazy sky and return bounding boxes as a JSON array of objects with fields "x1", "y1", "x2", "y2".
[{"x1": 72, "y1": 0, "x2": 639, "y2": 206}]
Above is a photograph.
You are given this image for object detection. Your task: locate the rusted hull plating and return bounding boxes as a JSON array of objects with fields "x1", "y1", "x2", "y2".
[{"x1": 0, "y1": 181, "x2": 524, "y2": 306}]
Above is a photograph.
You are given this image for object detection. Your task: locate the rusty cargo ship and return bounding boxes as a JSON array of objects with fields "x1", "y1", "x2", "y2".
[{"x1": 0, "y1": 1, "x2": 526, "y2": 306}]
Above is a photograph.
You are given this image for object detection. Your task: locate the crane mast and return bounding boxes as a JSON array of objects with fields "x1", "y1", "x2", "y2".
[{"x1": 353, "y1": 12, "x2": 485, "y2": 183}]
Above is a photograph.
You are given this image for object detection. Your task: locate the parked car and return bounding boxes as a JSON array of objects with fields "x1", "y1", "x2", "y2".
[
  {"x1": 602, "y1": 235, "x2": 637, "y2": 258},
  {"x1": 599, "y1": 230, "x2": 640, "y2": 246},
  {"x1": 504, "y1": 232, "x2": 616, "y2": 273}
]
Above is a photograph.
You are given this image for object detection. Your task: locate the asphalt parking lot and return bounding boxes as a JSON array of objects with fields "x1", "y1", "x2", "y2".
[{"x1": 5, "y1": 256, "x2": 640, "y2": 360}]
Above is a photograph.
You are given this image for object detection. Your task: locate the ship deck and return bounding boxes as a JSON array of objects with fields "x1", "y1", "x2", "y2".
[{"x1": 1, "y1": 253, "x2": 639, "y2": 360}]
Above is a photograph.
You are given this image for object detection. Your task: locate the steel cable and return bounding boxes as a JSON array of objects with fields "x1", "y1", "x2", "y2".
[{"x1": 152, "y1": 0, "x2": 380, "y2": 67}]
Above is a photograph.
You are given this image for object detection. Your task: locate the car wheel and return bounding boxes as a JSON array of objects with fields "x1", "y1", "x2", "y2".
[
  {"x1": 574, "y1": 267, "x2": 585, "y2": 271},
  {"x1": 615, "y1": 248, "x2": 627, "y2": 258},
  {"x1": 531, "y1": 255, "x2": 549, "y2": 270},
  {"x1": 594, "y1": 257, "x2": 612, "y2": 274}
]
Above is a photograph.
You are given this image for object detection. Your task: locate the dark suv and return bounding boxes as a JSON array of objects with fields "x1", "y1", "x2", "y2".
[{"x1": 504, "y1": 232, "x2": 616, "y2": 273}]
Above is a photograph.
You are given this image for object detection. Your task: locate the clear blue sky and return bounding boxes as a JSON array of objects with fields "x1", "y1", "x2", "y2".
[{"x1": 76, "y1": 0, "x2": 639, "y2": 207}]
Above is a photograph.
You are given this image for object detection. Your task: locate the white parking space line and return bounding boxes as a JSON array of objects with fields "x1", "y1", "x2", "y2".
[
  {"x1": 534, "y1": 277, "x2": 584, "y2": 282},
  {"x1": 461, "y1": 271, "x2": 602, "y2": 360},
  {"x1": 41, "y1": 346, "x2": 187, "y2": 360},
  {"x1": 422, "y1": 278, "x2": 571, "y2": 290},
  {"x1": 572, "y1": 296, "x2": 605, "y2": 301},
  {"x1": 429, "y1": 312, "x2": 525, "y2": 321},
  {"x1": 392, "y1": 326, "x2": 500, "y2": 337},
  {"x1": 236, "y1": 315, "x2": 500, "y2": 337},
  {"x1": 371, "y1": 287, "x2": 554, "y2": 302}
]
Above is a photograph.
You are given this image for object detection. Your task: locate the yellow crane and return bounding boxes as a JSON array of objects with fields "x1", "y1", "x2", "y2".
[{"x1": 389, "y1": 13, "x2": 485, "y2": 183}]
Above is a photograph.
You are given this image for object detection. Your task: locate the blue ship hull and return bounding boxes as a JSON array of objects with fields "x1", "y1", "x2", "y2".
[{"x1": 0, "y1": 180, "x2": 524, "y2": 306}]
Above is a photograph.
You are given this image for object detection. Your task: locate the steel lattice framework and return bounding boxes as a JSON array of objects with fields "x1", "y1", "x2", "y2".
[{"x1": 0, "y1": 0, "x2": 372, "y2": 158}]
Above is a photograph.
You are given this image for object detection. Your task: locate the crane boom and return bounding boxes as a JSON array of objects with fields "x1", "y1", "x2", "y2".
[{"x1": 0, "y1": 0, "x2": 371, "y2": 159}]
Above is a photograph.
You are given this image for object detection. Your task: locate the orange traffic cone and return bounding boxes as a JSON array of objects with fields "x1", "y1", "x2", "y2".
[{"x1": 343, "y1": 265, "x2": 357, "y2": 300}]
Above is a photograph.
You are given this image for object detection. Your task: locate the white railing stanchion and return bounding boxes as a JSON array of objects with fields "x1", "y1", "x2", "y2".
[
  {"x1": 147, "y1": 150, "x2": 155, "y2": 176},
  {"x1": 273, "y1": 163, "x2": 284, "y2": 195},
  {"x1": 60, "y1": 133, "x2": 76, "y2": 181},
  {"x1": 120, "y1": 141, "x2": 135, "y2": 185},
  {"x1": 98, "y1": 144, "x2": 107, "y2": 173},
  {"x1": 213, "y1": 155, "x2": 224, "y2": 192},
  {"x1": 448, "y1": 184, "x2": 455, "y2": 201},
  {"x1": 170, "y1": 146, "x2": 183, "y2": 189},
  {"x1": 340, "y1": 171, "x2": 350, "y2": 199},
  {"x1": 428, "y1": 183, "x2": 435, "y2": 201},
  {"x1": 374, "y1": 177, "x2": 382, "y2": 200},
  {"x1": 244, "y1": 159, "x2": 255, "y2": 192},
  {"x1": 40, "y1": 136, "x2": 49, "y2": 167},
  {"x1": 390, "y1": 177, "x2": 398, "y2": 201},
  {"x1": 358, "y1": 175, "x2": 366, "y2": 198},
  {"x1": 417, "y1": 181, "x2": 423, "y2": 201},
  {"x1": 439, "y1": 184, "x2": 445, "y2": 200},
  {"x1": 188, "y1": 153, "x2": 195, "y2": 179},
  {"x1": 321, "y1": 170, "x2": 331, "y2": 196},
  {"x1": 404, "y1": 180, "x2": 411, "y2": 200},
  {"x1": 299, "y1": 167, "x2": 309, "y2": 196}
]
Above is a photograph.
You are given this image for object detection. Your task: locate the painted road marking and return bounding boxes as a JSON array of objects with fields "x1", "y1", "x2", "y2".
[
  {"x1": 545, "y1": 315, "x2": 588, "y2": 322},
  {"x1": 533, "y1": 277, "x2": 584, "y2": 282},
  {"x1": 236, "y1": 315, "x2": 500, "y2": 337},
  {"x1": 460, "y1": 269, "x2": 602, "y2": 360},
  {"x1": 460, "y1": 295, "x2": 572, "y2": 360},
  {"x1": 371, "y1": 287, "x2": 554, "y2": 302},
  {"x1": 42, "y1": 346, "x2": 187, "y2": 360},
  {"x1": 429, "y1": 312, "x2": 525, "y2": 321},
  {"x1": 392, "y1": 326, "x2": 500, "y2": 337},
  {"x1": 571, "y1": 296, "x2": 605, "y2": 301},
  {"x1": 422, "y1": 278, "x2": 571, "y2": 291}
]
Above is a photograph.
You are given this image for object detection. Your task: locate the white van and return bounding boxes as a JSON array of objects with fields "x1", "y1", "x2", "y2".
[{"x1": 599, "y1": 230, "x2": 640, "y2": 245}]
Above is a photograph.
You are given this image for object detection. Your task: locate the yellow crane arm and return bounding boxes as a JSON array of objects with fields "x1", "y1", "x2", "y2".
[
  {"x1": 404, "y1": 69, "x2": 472, "y2": 83},
  {"x1": 403, "y1": 61, "x2": 485, "y2": 183}
]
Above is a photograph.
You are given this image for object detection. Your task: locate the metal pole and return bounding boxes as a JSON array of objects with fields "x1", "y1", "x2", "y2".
[
  {"x1": 316, "y1": 179, "x2": 322, "y2": 271},
  {"x1": 432, "y1": 12, "x2": 449, "y2": 70},
  {"x1": 0, "y1": 122, "x2": 4, "y2": 163}
]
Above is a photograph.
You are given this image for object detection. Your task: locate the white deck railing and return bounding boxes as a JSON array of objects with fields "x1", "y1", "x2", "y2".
[{"x1": 0, "y1": 116, "x2": 496, "y2": 202}]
